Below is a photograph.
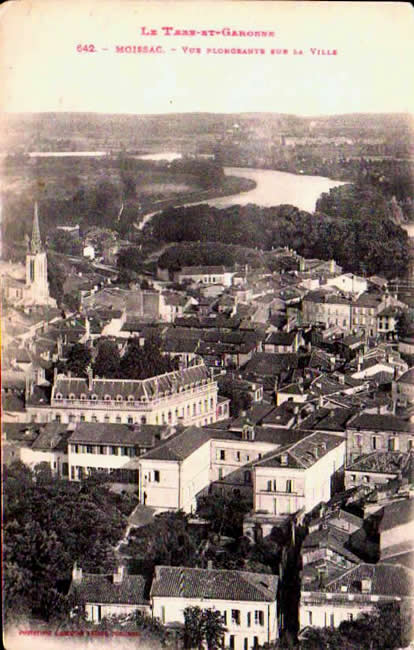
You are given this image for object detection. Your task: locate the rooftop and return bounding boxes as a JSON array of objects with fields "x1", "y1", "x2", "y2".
[
  {"x1": 254, "y1": 431, "x2": 344, "y2": 470},
  {"x1": 150, "y1": 566, "x2": 278, "y2": 602},
  {"x1": 70, "y1": 571, "x2": 148, "y2": 605}
]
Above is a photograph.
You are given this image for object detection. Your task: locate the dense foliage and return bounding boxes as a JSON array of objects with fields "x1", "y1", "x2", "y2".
[
  {"x1": 184, "y1": 606, "x2": 227, "y2": 650},
  {"x1": 150, "y1": 193, "x2": 409, "y2": 279},
  {"x1": 120, "y1": 334, "x2": 180, "y2": 380},
  {"x1": 298, "y1": 602, "x2": 406, "y2": 650},
  {"x1": 3, "y1": 461, "x2": 136, "y2": 624}
]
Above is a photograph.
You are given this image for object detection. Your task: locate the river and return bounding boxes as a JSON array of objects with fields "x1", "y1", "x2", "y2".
[
  {"x1": 135, "y1": 153, "x2": 347, "y2": 216},
  {"x1": 191, "y1": 166, "x2": 347, "y2": 213}
]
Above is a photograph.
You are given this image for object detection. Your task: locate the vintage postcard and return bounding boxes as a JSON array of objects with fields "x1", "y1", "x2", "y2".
[{"x1": 1, "y1": 1, "x2": 414, "y2": 649}]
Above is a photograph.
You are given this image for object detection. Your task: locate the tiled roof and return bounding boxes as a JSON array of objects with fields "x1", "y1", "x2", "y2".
[
  {"x1": 325, "y1": 562, "x2": 414, "y2": 597},
  {"x1": 379, "y1": 499, "x2": 414, "y2": 532},
  {"x1": 265, "y1": 331, "x2": 297, "y2": 346},
  {"x1": 31, "y1": 423, "x2": 73, "y2": 451},
  {"x1": 52, "y1": 362, "x2": 211, "y2": 401},
  {"x1": 68, "y1": 423, "x2": 170, "y2": 446},
  {"x1": 150, "y1": 566, "x2": 277, "y2": 602},
  {"x1": 140, "y1": 426, "x2": 212, "y2": 461},
  {"x1": 244, "y1": 353, "x2": 298, "y2": 377},
  {"x1": 70, "y1": 573, "x2": 148, "y2": 605},
  {"x1": 179, "y1": 266, "x2": 233, "y2": 275},
  {"x1": 255, "y1": 431, "x2": 344, "y2": 470},
  {"x1": 347, "y1": 452, "x2": 409, "y2": 474},
  {"x1": 347, "y1": 413, "x2": 414, "y2": 433}
]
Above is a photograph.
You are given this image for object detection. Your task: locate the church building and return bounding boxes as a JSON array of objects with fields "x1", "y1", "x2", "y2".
[{"x1": 3, "y1": 203, "x2": 57, "y2": 309}]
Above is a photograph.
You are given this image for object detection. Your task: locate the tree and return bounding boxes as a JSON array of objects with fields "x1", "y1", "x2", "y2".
[
  {"x1": 183, "y1": 607, "x2": 226, "y2": 650},
  {"x1": 203, "y1": 609, "x2": 227, "y2": 650},
  {"x1": 184, "y1": 606, "x2": 205, "y2": 650},
  {"x1": 120, "y1": 334, "x2": 179, "y2": 380},
  {"x1": 47, "y1": 255, "x2": 65, "y2": 306},
  {"x1": 65, "y1": 343, "x2": 92, "y2": 377},
  {"x1": 93, "y1": 339, "x2": 121, "y2": 378}
]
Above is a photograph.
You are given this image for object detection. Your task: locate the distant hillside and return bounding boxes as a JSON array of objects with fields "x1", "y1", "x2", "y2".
[{"x1": 1, "y1": 111, "x2": 413, "y2": 152}]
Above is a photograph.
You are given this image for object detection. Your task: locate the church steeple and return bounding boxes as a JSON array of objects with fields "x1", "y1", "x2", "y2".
[{"x1": 31, "y1": 202, "x2": 43, "y2": 254}]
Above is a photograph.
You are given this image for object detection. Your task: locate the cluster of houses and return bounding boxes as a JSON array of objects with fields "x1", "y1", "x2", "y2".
[{"x1": 2, "y1": 209, "x2": 414, "y2": 648}]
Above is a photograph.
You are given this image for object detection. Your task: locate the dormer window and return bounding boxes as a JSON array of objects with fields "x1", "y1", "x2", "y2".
[
  {"x1": 104, "y1": 395, "x2": 111, "y2": 401},
  {"x1": 80, "y1": 394, "x2": 86, "y2": 400},
  {"x1": 69, "y1": 393, "x2": 76, "y2": 400},
  {"x1": 116, "y1": 395, "x2": 123, "y2": 402},
  {"x1": 128, "y1": 395, "x2": 134, "y2": 402},
  {"x1": 91, "y1": 394, "x2": 98, "y2": 401},
  {"x1": 55, "y1": 393, "x2": 62, "y2": 400}
]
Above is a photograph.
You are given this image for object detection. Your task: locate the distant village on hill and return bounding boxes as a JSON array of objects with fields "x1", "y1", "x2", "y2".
[{"x1": 2, "y1": 111, "x2": 414, "y2": 649}]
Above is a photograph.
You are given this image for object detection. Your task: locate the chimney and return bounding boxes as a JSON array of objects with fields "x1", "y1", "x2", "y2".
[
  {"x1": 72, "y1": 563, "x2": 83, "y2": 584},
  {"x1": 113, "y1": 565, "x2": 125, "y2": 584},
  {"x1": 87, "y1": 366, "x2": 93, "y2": 391},
  {"x1": 280, "y1": 453, "x2": 288, "y2": 466}
]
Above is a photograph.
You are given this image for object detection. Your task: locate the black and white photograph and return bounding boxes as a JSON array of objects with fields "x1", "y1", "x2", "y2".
[{"x1": 1, "y1": 1, "x2": 414, "y2": 648}]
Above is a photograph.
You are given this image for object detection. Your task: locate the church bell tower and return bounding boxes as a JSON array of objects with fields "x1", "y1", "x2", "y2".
[{"x1": 25, "y1": 202, "x2": 53, "y2": 305}]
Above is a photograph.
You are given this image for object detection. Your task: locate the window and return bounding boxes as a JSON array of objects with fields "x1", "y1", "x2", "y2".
[
  {"x1": 229, "y1": 636, "x2": 235, "y2": 650},
  {"x1": 193, "y1": 404, "x2": 196, "y2": 416},
  {"x1": 128, "y1": 416, "x2": 133, "y2": 424},
  {"x1": 355, "y1": 434, "x2": 362, "y2": 447},
  {"x1": 86, "y1": 445, "x2": 93, "y2": 454},
  {"x1": 348, "y1": 613, "x2": 353, "y2": 622},
  {"x1": 408, "y1": 439, "x2": 413, "y2": 450},
  {"x1": 286, "y1": 479, "x2": 293, "y2": 493},
  {"x1": 218, "y1": 468, "x2": 223, "y2": 480},
  {"x1": 99, "y1": 446, "x2": 106, "y2": 455},
  {"x1": 244, "y1": 471, "x2": 252, "y2": 484},
  {"x1": 55, "y1": 415, "x2": 61, "y2": 423},
  {"x1": 116, "y1": 416, "x2": 122, "y2": 423},
  {"x1": 330, "y1": 614, "x2": 334, "y2": 628},
  {"x1": 267, "y1": 480, "x2": 277, "y2": 492},
  {"x1": 247, "y1": 612, "x2": 251, "y2": 627},
  {"x1": 210, "y1": 398, "x2": 214, "y2": 409},
  {"x1": 244, "y1": 639, "x2": 248, "y2": 650},
  {"x1": 363, "y1": 475, "x2": 370, "y2": 484},
  {"x1": 231, "y1": 610, "x2": 240, "y2": 625},
  {"x1": 308, "y1": 611, "x2": 313, "y2": 625},
  {"x1": 91, "y1": 415, "x2": 98, "y2": 423},
  {"x1": 69, "y1": 414, "x2": 76, "y2": 423},
  {"x1": 220, "y1": 449, "x2": 226, "y2": 461},
  {"x1": 80, "y1": 415, "x2": 86, "y2": 422},
  {"x1": 104, "y1": 415, "x2": 110, "y2": 423},
  {"x1": 160, "y1": 606, "x2": 165, "y2": 624},
  {"x1": 222, "y1": 611, "x2": 227, "y2": 625},
  {"x1": 154, "y1": 470, "x2": 160, "y2": 482},
  {"x1": 110, "y1": 446, "x2": 118, "y2": 456},
  {"x1": 254, "y1": 610, "x2": 264, "y2": 626},
  {"x1": 236, "y1": 451, "x2": 241, "y2": 462},
  {"x1": 372, "y1": 436, "x2": 377, "y2": 450},
  {"x1": 388, "y1": 437, "x2": 398, "y2": 451}
]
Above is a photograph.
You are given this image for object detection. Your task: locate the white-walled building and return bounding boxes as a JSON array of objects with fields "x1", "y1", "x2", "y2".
[
  {"x1": 300, "y1": 562, "x2": 414, "y2": 630},
  {"x1": 27, "y1": 362, "x2": 220, "y2": 428},
  {"x1": 69, "y1": 564, "x2": 150, "y2": 623},
  {"x1": 151, "y1": 566, "x2": 279, "y2": 650},
  {"x1": 253, "y1": 432, "x2": 346, "y2": 516},
  {"x1": 138, "y1": 427, "x2": 213, "y2": 512},
  {"x1": 174, "y1": 266, "x2": 235, "y2": 287}
]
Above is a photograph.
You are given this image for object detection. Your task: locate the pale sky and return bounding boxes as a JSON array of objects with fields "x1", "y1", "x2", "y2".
[{"x1": 0, "y1": 1, "x2": 413, "y2": 116}]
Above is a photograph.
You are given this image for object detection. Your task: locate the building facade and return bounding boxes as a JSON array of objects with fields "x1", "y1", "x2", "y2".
[{"x1": 27, "y1": 362, "x2": 220, "y2": 428}]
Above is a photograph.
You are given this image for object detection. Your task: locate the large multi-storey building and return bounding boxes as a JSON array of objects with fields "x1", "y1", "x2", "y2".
[{"x1": 27, "y1": 361, "x2": 222, "y2": 428}]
